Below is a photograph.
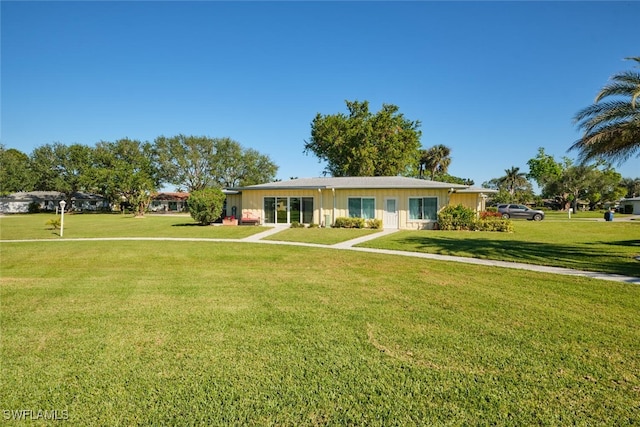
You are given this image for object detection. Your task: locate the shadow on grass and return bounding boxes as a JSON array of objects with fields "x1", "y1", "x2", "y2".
[
  {"x1": 600, "y1": 239, "x2": 640, "y2": 247},
  {"x1": 171, "y1": 223, "x2": 212, "y2": 227},
  {"x1": 395, "y1": 236, "x2": 639, "y2": 277}
]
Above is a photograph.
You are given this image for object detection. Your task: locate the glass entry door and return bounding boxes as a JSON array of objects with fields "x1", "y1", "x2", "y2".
[{"x1": 264, "y1": 197, "x2": 314, "y2": 224}]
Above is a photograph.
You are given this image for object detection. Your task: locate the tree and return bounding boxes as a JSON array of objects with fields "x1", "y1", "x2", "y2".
[
  {"x1": 526, "y1": 147, "x2": 564, "y2": 190},
  {"x1": 304, "y1": 100, "x2": 422, "y2": 177},
  {"x1": 154, "y1": 135, "x2": 278, "y2": 190},
  {"x1": 545, "y1": 163, "x2": 598, "y2": 211},
  {"x1": 419, "y1": 144, "x2": 451, "y2": 180},
  {"x1": 154, "y1": 135, "x2": 217, "y2": 191},
  {"x1": 499, "y1": 167, "x2": 530, "y2": 196},
  {"x1": 583, "y1": 166, "x2": 627, "y2": 209},
  {"x1": 483, "y1": 167, "x2": 533, "y2": 204},
  {"x1": 620, "y1": 177, "x2": 640, "y2": 198},
  {"x1": 571, "y1": 57, "x2": 640, "y2": 164},
  {"x1": 30, "y1": 143, "x2": 93, "y2": 203},
  {"x1": 0, "y1": 145, "x2": 34, "y2": 195},
  {"x1": 188, "y1": 188, "x2": 226, "y2": 225},
  {"x1": 235, "y1": 147, "x2": 278, "y2": 187},
  {"x1": 91, "y1": 139, "x2": 159, "y2": 216},
  {"x1": 431, "y1": 173, "x2": 474, "y2": 186},
  {"x1": 526, "y1": 149, "x2": 625, "y2": 210}
]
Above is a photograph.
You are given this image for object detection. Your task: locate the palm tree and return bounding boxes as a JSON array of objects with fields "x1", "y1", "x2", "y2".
[
  {"x1": 499, "y1": 166, "x2": 529, "y2": 196},
  {"x1": 621, "y1": 177, "x2": 640, "y2": 198},
  {"x1": 571, "y1": 57, "x2": 640, "y2": 164},
  {"x1": 419, "y1": 144, "x2": 451, "y2": 180}
]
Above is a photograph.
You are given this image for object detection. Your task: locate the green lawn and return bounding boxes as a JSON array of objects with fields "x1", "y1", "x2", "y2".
[
  {"x1": 264, "y1": 227, "x2": 381, "y2": 245},
  {"x1": 2, "y1": 213, "x2": 639, "y2": 278},
  {"x1": 358, "y1": 220, "x2": 640, "y2": 277},
  {"x1": 0, "y1": 213, "x2": 267, "y2": 240},
  {"x1": 1, "y1": 241, "x2": 639, "y2": 424}
]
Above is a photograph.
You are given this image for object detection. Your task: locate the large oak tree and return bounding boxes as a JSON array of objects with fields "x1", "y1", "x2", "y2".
[
  {"x1": 304, "y1": 100, "x2": 422, "y2": 177},
  {"x1": 154, "y1": 135, "x2": 278, "y2": 190},
  {"x1": 0, "y1": 145, "x2": 34, "y2": 195},
  {"x1": 30, "y1": 143, "x2": 93, "y2": 203},
  {"x1": 91, "y1": 138, "x2": 159, "y2": 216}
]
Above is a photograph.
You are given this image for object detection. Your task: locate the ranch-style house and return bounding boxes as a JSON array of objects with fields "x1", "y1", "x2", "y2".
[{"x1": 227, "y1": 176, "x2": 496, "y2": 230}]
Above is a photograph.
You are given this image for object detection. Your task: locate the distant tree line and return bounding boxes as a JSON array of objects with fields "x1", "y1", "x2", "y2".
[
  {"x1": 482, "y1": 147, "x2": 637, "y2": 210},
  {"x1": 0, "y1": 135, "x2": 278, "y2": 215}
]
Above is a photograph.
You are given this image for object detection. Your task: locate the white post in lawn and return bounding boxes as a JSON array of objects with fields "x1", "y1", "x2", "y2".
[{"x1": 59, "y1": 200, "x2": 66, "y2": 237}]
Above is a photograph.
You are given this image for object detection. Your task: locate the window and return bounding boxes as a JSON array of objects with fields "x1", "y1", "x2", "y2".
[
  {"x1": 409, "y1": 197, "x2": 438, "y2": 220},
  {"x1": 348, "y1": 197, "x2": 375, "y2": 219},
  {"x1": 264, "y1": 197, "x2": 276, "y2": 223},
  {"x1": 302, "y1": 197, "x2": 314, "y2": 223}
]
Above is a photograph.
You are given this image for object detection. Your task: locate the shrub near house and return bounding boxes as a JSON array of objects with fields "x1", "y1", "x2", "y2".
[
  {"x1": 188, "y1": 188, "x2": 226, "y2": 225},
  {"x1": 438, "y1": 204, "x2": 513, "y2": 232}
]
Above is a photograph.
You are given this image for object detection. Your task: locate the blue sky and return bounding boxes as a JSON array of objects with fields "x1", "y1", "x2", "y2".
[{"x1": 2, "y1": 1, "x2": 639, "y2": 189}]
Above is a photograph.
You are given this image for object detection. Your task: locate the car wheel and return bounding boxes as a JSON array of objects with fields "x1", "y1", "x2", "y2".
[
  {"x1": 502, "y1": 213, "x2": 510, "y2": 219},
  {"x1": 533, "y1": 214, "x2": 542, "y2": 221}
]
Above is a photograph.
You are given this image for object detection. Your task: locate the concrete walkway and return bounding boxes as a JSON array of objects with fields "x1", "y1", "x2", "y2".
[
  {"x1": 246, "y1": 227, "x2": 639, "y2": 284},
  {"x1": 2, "y1": 227, "x2": 638, "y2": 284}
]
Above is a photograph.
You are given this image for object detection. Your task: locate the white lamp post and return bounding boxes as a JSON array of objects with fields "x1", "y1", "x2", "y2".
[{"x1": 59, "y1": 200, "x2": 66, "y2": 237}]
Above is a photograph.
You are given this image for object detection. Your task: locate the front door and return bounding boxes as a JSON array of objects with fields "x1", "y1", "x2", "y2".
[{"x1": 383, "y1": 198, "x2": 398, "y2": 229}]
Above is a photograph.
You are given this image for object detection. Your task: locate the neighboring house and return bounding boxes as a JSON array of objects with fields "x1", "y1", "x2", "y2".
[
  {"x1": 232, "y1": 177, "x2": 496, "y2": 229},
  {"x1": 0, "y1": 191, "x2": 109, "y2": 214},
  {"x1": 621, "y1": 197, "x2": 640, "y2": 214},
  {"x1": 149, "y1": 190, "x2": 243, "y2": 217},
  {"x1": 150, "y1": 192, "x2": 190, "y2": 213}
]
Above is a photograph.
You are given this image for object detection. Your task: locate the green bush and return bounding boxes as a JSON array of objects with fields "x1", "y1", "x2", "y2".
[
  {"x1": 366, "y1": 218, "x2": 382, "y2": 229},
  {"x1": 187, "y1": 188, "x2": 226, "y2": 225},
  {"x1": 438, "y1": 205, "x2": 512, "y2": 232},
  {"x1": 28, "y1": 202, "x2": 41, "y2": 214},
  {"x1": 474, "y1": 218, "x2": 513, "y2": 232},
  {"x1": 485, "y1": 206, "x2": 498, "y2": 213},
  {"x1": 290, "y1": 221, "x2": 305, "y2": 228},
  {"x1": 334, "y1": 217, "x2": 365, "y2": 229},
  {"x1": 308, "y1": 223, "x2": 319, "y2": 228},
  {"x1": 437, "y1": 204, "x2": 476, "y2": 230}
]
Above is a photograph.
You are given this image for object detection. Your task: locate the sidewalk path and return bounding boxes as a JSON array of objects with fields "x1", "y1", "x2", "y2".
[{"x1": 2, "y1": 227, "x2": 638, "y2": 284}]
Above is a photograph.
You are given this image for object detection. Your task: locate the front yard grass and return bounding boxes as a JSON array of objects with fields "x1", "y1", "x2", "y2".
[
  {"x1": 358, "y1": 220, "x2": 640, "y2": 277},
  {"x1": 0, "y1": 213, "x2": 267, "y2": 240},
  {"x1": 263, "y1": 227, "x2": 380, "y2": 245},
  {"x1": 1, "y1": 241, "x2": 639, "y2": 424}
]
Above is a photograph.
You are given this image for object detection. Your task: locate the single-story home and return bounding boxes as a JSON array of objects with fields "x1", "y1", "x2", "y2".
[
  {"x1": 149, "y1": 190, "x2": 243, "y2": 217},
  {"x1": 621, "y1": 197, "x2": 640, "y2": 214},
  {"x1": 150, "y1": 192, "x2": 190, "y2": 213},
  {"x1": 0, "y1": 191, "x2": 108, "y2": 214},
  {"x1": 231, "y1": 177, "x2": 496, "y2": 229}
]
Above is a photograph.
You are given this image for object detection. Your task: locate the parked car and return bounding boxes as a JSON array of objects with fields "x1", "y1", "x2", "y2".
[{"x1": 497, "y1": 204, "x2": 545, "y2": 221}]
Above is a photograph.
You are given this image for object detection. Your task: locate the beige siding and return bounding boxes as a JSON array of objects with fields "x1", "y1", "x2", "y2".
[
  {"x1": 241, "y1": 189, "x2": 327, "y2": 225},
  {"x1": 240, "y1": 187, "x2": 485, "y2": 229},
  {"x1": 224, "y1": 194, "x2": 242, "y2": 217}
]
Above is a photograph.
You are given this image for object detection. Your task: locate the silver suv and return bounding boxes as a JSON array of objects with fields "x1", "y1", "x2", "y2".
[{"x1": 497, "y1": 204, "x2": 544, "y2": 221}]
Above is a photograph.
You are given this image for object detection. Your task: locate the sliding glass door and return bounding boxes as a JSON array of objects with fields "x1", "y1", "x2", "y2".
[{"x1": 264, "y1": 197, "x2": 314, "y2": 224}]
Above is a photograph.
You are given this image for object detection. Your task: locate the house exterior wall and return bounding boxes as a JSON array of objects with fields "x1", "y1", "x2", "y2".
[
  {"x1": 240, "y1": 187, "x2": 485, "y2": 229},
  {"x1": 240, "y1": 189, "x2": 324, "y2": 224},
  {"x1": 449, "y1": 193, "x2": 485, "y2": 213},
  {"x1": 224, "y1": 193, "x2": 243, "y2": 217},
  {"x1": 0, "y1": 193, "x2": 109, "y2": 214},
  {"x1": 622, "y1": 199, "x2": 640, "y2": 214},
  {"x1": 0, "y1": 200, "x2": 31, "y2": 213}
]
